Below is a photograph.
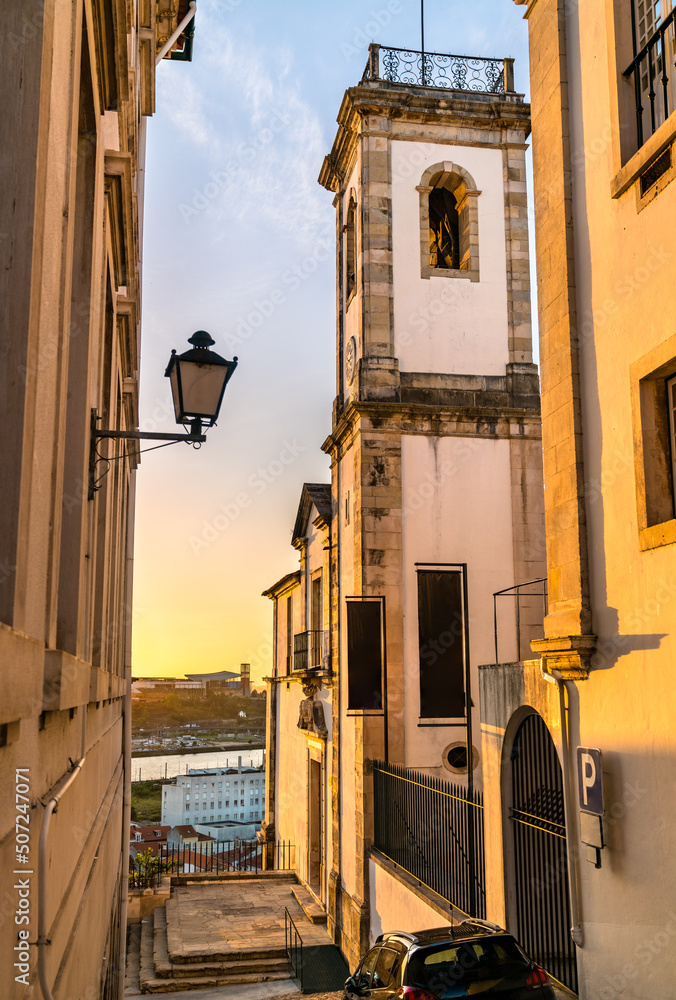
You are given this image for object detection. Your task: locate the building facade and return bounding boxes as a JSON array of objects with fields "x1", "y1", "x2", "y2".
[
  {"x1": 162, "y1": 763, "x2": 265, "y2": 829},
  {"x1": 478, "y1": 2, "x2": 676, "y2": 998},
  {"x1": 0, "y1": 1, "x2": 195, "y2": 996},
  {"x1": 265, "y1": 45, "x2": 545, "y2": 973}
]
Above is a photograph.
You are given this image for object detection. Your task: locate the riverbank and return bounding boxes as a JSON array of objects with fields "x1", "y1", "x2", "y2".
[{"x1": 131, "y1": 742, "x2": 265, "y2": 759}]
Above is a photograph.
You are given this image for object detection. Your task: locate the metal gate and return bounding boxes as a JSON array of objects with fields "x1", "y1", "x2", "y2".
[{"x1": 510, "y1": 713, "x2": 578, "y2": 993}]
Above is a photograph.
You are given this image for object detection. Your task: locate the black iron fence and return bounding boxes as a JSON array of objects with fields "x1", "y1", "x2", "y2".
[
  {"x1": 141, "y1": 839, "x2": 294, "y2": 877},
  {"x1": 293, "y1": 630, "x2": 324, "y2": 671},
  {"x1": 285, "y1": 906, "x2": 304, "y2": 989},
  {"x1": 493, "y1": 578, "x2": 548, "y2": 665},
  {"x1": 373, "y1": 761, "x2": 485, "y2": 918},
  {"x1": 625, "y1": 6, "x2": 676, "y2": 150},
  {"x1": 362, "y1": 43, "x2": 515, "y2": 95}
]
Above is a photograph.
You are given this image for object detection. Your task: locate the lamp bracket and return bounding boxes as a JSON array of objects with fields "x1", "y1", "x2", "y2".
[{"x1": 88, "y1": 409, "x2": 206, "y2": 500}]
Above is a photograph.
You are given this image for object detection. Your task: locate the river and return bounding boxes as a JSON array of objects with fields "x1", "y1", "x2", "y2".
[{"x1": 131, "y1": 747, "x2": 265, "y2": 782}]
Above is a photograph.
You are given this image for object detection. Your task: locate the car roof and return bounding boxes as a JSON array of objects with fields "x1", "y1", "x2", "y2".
[{"x1": 379, "y1": 921, "x2": 509, "y2": 949}]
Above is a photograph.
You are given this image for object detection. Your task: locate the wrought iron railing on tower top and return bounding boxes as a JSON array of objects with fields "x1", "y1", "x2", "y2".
[{"x1": 362, "y1": 43, "x2": 516, "y2": 95}]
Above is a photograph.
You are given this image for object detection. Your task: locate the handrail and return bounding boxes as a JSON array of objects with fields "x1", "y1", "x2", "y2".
[
  {"x1": 623, "y1": 8, "x2": 676, "y2": 149},
  {"x1": 493, "y1": 577, "x2": 548, "y2": 665},
  {"x1": 285, "y1": 907, "x2": 304, "y2": 989}
]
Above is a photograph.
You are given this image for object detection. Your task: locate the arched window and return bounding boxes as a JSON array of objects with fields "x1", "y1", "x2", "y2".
[
  {"x1": 429, "y1": 187, "x2": 460, "y2": 270},
  {"x1": 345, "y1": 192, "x2": 357, "y2": 301},
  {"x1": 417, "y1": 162, "x2": 481, "y2": 281}
]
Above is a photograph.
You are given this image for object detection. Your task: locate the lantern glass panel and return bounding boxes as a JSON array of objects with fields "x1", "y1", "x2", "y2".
[{"x1": 176, "y1": 359, "x2": 227, "y2": 421}]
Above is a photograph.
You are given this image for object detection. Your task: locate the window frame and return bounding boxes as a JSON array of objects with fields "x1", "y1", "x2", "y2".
[
  {"x1": 630, "y1": 336, "x2": 676, "y2": 549},
  {"x1": 417, "y1": 161, "x2": 480, "y2": 282}
]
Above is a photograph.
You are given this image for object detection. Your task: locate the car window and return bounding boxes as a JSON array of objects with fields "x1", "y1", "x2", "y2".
[
  {"x1": 406, "y1": 937, "x2": 530, "y2": 993},
  {"x1": 357, "y1": 947, "x2": 381, "y2": 989},
  {"x1": 372, "y1": 947, "x2": 401, "y2": 989}
]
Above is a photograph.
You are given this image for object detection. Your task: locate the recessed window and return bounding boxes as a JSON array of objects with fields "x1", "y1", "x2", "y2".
[
  {"x1": 417, "y1": 569, "x2": 468, "y2": 719},
  {"x1": 345, "y1": 192, "x2": 357, "y2": 302},
  {"x1": 417, "y1": 161, "x2": 480, "y2": 282},
  {"x1": 631, "y1": 341, "x2": 676, "y2": 548}
]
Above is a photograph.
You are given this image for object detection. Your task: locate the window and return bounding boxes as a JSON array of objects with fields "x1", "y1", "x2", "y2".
[
  {"x1": 417, "y1": 162, "x2": 480, "y2": 281},
  {"x1": 286, "y1": 596, "x2": 293, "y2": 674},
  {"x1": 240, "y1": 813, "x2": 244, "y2": 820},
  {"x1": 225, "y1": 800, "x2": 229, "y2": 807},
  {"x1": 417, "y1": 568, "x2": 467, "y2": 719},
  {"x1": 346, "y1": 598, "x2": 384, "y2": 712},
  {"x1": 345, "y1": 192, "x2": 357, "y2": 301},
  {"x1": 631, "y1": 342, "x2": 676, "y2": 548},
  {"x1": 210, "y1": 802, "x2": 214, "y2": 809}
]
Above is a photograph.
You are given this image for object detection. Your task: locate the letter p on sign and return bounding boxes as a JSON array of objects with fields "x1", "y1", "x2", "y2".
[{"x1": 577, "y1": 747, "x2": 603, "y2": 815}]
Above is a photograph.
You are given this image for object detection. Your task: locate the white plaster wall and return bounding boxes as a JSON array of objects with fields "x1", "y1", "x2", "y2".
[
  {"x1": 370, "y1": 858, "x2": 452, "y2": 945},
  {"x1": 391, "y1": 140, "x2": 509, "y2": 375},
  {"x1": 401, "y1": 434, "x2": 517, "y2": 773}
]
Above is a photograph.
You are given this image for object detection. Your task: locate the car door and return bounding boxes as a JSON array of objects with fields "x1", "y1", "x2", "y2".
[
  {"x1": 345, "y1": 946, "x2": 382, "y2": 999},
  {"x1": 371, "y1": 945, "x2": 405, "y2": 1000}
]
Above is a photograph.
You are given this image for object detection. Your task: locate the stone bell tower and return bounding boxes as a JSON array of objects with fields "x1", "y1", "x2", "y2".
[{"x1": 319, "y1": 44, "x2": 545, "y2": 966}]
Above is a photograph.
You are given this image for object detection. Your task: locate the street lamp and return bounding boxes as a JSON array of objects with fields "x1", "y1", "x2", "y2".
[
  {"x1": 165, "y1": 330, "x2": 237, "y2": 436},
  {"x1": 89, "y1": 331, "x2": 237, "y2": 499}
]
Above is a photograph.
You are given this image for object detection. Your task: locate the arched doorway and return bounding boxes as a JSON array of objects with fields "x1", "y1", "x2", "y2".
[{"x1": 509, "y1": 712, "x2": 577, "y2": 993}]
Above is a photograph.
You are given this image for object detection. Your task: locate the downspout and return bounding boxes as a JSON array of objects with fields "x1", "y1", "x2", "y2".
[
  {"x1": 38, "y1": 758, "x2": 86, "y2": 1000},
  {"x1": 155, "y1": 2, "x2": 196, "y2": 65},
  {"x1": 118, "y1": 467, "x2": 137, "y2": 998},
  {"x1": 540, "y1": 660, "x2": 584, "y2": 948}
]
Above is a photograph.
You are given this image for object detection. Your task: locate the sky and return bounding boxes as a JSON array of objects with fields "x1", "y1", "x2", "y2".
[{"x1": 132, "y1": 0, "x2": 532, "y2": 685}]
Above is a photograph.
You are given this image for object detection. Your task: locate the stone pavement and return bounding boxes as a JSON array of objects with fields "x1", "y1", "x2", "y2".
[{"x1": 166, "y1": 876, "x2": 334, "y2": 960}]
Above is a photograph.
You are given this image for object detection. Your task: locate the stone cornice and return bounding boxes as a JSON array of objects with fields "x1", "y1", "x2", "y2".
[
  {"x1": 319, "y1": 82, "x2": 531, "y2": 194},
  {"x1": 322, "y1": 397, "x2": 542, "y2": 458}
]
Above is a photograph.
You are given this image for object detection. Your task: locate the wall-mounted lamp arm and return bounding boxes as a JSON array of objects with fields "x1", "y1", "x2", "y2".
[{"x1": 88, "y1": 409, "x2": 206, "y2": 500}]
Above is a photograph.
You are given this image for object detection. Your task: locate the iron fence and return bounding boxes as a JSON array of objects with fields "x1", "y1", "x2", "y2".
[
  {"x1": 493, "y1": 578, "x2": 548, "y2": 665},
  {"x1": 625, "y1": 6, "x2": 676, "y2": 151},
  {"x1": 156, "y1": 838, "x2": 294, "y2": 876},
  {"x1": 373, "y1": 761, "x2": 485, "y2": 918},
  {"x1": 285, "y1": 906, "x2": 304, "y2": 989},
  {"x1": 362, "y1": 43, "x2": 514, "y2": 95}
]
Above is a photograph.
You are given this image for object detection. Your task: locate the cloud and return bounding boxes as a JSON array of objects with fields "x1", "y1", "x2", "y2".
[{"x1": 157, "y1": 3, "x2": 330, "y2": 248}]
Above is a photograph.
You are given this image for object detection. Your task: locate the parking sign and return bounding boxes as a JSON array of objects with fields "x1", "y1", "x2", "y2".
[{"x1": 577, "y1": 747, "x2": 603, "y2": 815}]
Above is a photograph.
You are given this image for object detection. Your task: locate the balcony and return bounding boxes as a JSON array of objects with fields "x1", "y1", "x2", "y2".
[
  {"x1": 624, "y1": 7, "x2": 676, "y2": 152},
  {"x1": 293, "y1": 630, "x2": 326, "y2": 673},
  {"x1": 362, "y1": 43, "x2": 517, "y2": 97}
]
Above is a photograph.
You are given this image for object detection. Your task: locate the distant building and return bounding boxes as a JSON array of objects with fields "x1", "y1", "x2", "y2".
[
  {"x1": 132, "y1": 663, "x2": 251, "y2": 696},
  {"x1": 162, "y1": 759, "x2": 265, "y2": 829}
]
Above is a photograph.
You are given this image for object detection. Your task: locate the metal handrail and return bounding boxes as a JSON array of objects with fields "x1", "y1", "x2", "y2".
[
  {"x1": 285, "y1": 907, "x2": 304, "y2": 989},
  {"x1": 493, "y1": 577, "x2": 548, "y2": 665}
]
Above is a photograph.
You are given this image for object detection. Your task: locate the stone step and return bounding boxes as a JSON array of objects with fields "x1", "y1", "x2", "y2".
[
  {"x1": 152, "y1": 906, "x2": 290, "y2": 979},
  {"x1": 141, "y1": 968, "x2": 293, "y2": 993},
  {"x1": 290, "y1": 884, "x2": 327, "y2": 924}
]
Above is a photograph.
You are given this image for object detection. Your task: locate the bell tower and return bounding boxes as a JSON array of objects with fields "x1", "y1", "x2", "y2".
[{"x1": 319, "y1": 44, "x2": 545, "y2": 966}]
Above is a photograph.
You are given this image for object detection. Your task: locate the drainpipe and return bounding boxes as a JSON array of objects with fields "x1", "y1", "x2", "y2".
[
  {"x1": 155, "y1": 2, "x2": 196, "y2": 65},
  {"x1": 540, "y1": 660, "x2": 584, "y2": 948},
  {"x1": 118, "y1": 467, "x2": 137, "y2": 998},
  {"x1": 38, "y1": 758, "x2": 86, "y2": 1000}
]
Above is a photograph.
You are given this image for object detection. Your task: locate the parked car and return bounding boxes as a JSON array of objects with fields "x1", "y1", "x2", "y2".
[{"x1": 343, "y1": 922, "x2": 578, "y2": 999}]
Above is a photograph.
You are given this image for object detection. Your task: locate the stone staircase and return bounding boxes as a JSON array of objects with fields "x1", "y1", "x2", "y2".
[{"x1": 125, "y1": 871, "x2": 338, "y2": 994}]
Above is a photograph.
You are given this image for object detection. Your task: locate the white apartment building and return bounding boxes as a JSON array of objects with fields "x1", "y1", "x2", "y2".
[{"x1": 162, "y1": 760, "x2": 265, "y2": 828}]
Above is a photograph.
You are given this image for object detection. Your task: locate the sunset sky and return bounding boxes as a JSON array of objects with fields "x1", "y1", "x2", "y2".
[{"x1": 131, "y1": 0, "x2": 532, "y2": 685}]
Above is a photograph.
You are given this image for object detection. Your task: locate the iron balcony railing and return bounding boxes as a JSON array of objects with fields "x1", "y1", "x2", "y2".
[
  {"x1": 293, "y1": 629, "x2": 324, "y2": 671},
  {"x1": 624, "y1": 6, "x2": 676, "y2": 150},
  {"x1": 493, "y1": 578, "x2": 548, "y2": 665},
  {"x1": 362, "y1": 43, "x2": 515, "y2": 95},
  {"x1": 156, "y1": 838, "x2": 294, "y2": 877},
  {"x1": 373, "y1": 760, "x2": 486, "y2": 918}
]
